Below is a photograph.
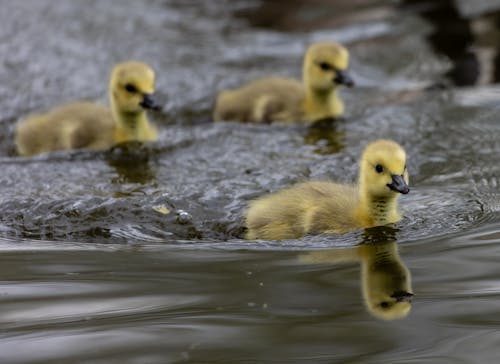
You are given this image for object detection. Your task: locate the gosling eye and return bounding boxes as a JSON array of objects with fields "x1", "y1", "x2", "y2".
[
  {"x1": 380, "y1": 301, "x2": 390, "y2": 309},
  {"x1": 375, "y1": 164, "x2": 384, "y2": 173},
  {"x1": 124, "y1": 84, "x2": 138, "y2": 93},
  {"x1": 318, "y1": 62, "x2": 333, "y2": 71}
]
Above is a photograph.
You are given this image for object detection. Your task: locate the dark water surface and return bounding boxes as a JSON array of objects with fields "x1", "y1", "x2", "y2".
[{"x1": 1, "y1": 0, "x2": 500, "y2": 363}]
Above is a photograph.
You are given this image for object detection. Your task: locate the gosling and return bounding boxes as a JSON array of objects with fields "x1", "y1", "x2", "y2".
[
  {"x1": 15, "y1": 61, "x2": 161, "y2": 156},
  {"x1": 213, "y1": 41, "x2": 354, "y2": 123},
  {"x1": 245, "y1": 139, "x2": 410, "y2": 240}
]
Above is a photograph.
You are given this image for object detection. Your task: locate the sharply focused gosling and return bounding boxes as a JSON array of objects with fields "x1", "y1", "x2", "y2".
[
  {"x1": 245, "y1": 140, "x2": 410, "y2": 240},
  {"x1": 15, "y1": 61, "x2": 161, "y2": 156},
  {"x1": 213, "y1": 41, "x2": 354, "y2": 123},
  {"x1": 301, "y1": 241, "x2": 414, "y2": 320}
]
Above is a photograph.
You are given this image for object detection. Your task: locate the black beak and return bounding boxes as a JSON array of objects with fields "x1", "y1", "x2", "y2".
[
  {"x1": 333, "y1": 70, "x2": 355, "y2": 87},
  {"x1": 391, "y1": 291, "x2": 414, "y2": 303},
  {"x1": 140, "y1": 93, "x2": 162, "y2": 111},
  {"x1": 387, "y1": 174, "x2": 410, "y2": 194}
]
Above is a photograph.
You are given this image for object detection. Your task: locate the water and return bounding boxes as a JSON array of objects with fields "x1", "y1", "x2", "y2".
[{"x1": 1, "y1": 0, "x2": 500, "y2": 363}]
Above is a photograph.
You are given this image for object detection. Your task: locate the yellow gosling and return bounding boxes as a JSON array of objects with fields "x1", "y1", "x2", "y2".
[
  {"x1": 15, "y1": 61, "x2": 161, "y2": 156},
  {"x1": 245, "y1": 140, "x2": 410, "y2": 240},
  {"x1": 213, "y1": 41, "x2": 354, "y2": 123},
  {"x1": 301, "y1": 241, "x2": 413, "y2": 320}
]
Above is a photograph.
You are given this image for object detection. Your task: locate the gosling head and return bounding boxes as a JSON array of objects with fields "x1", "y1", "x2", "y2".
[
  {"x1": 359, "y1": 140, "x2": 410, "y2": 199},
  {"x1": 109, "y1": 61, "x2": 161, "y2": 114},
  {"x1": 303, "y1": 41, "x2": 354, "y2": 92}
]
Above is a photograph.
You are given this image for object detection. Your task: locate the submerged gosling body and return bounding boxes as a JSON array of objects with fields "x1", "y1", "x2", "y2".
[
  {"x1": 213, "y1": 41, "x2": 354, "y2": 123},
  {"x1": 15, "y1": 61, "x2": 161, "y2": 156},
  {"x1": 245, "y1": 140, "x2": 410, "y2": 240}
]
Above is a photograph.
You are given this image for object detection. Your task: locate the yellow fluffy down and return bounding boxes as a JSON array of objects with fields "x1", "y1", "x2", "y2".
[
  {"x1": 15, "y1": 61, "x2": 159, "y2": 156},
  {"x1": 245, "y1": 139, "x2": 410, "y2": 240},
  {"x1": 213, "y1": 41, "x2": 353, "y2": 124}
]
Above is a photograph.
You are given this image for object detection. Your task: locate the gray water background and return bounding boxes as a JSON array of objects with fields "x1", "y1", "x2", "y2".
[{"x1": 0, "y1": 0, "x2": 500, "y2": 363}]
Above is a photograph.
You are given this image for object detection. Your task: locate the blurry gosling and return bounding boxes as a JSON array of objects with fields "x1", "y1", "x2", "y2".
[
  {"x1": 213, "y1": 41, "x2": 354, "y2": 123},
  {"x1": 301, "y1": 241, "x2": 413, "y2": 320},
  {"x1": 245, "y1": 139, "x2": 410, "y2": 240},
  {"x1": 15, "y1": 61, "x2": 161, "y2": 156}
]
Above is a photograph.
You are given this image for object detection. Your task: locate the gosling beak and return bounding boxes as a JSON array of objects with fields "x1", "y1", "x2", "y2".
[
  {"x1": 333, "y1": 70, "x2": 355, "y2": 87},
  {"x1": 391, "y1": 291, "x2": 414, "y2": 303},
  {"x1": 387, "y1": 174, "x2": 410, "y2": 194},
  {"x1": 140, "y1": 93, "x2": 162, "y2": 111}
]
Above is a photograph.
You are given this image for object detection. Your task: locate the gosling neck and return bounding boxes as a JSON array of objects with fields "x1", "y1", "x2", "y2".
[
  {"x1": 303, "y1": 86, "x2": 343, "y2": 122},
  {"x1": 110, "y1": 100, "x2": 153, "y2": 144},
  {"x1": 357, "y1": 190, "x2": 401, "y2": 228}
]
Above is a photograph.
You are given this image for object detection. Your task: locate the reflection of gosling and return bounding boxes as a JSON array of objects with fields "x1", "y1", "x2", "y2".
[
  {"x1": 359, "y1": 243, "x2": 413, "y2": 320},
  {"x1": 246, "y1": 140, "x2": 410, "y2": 240},
  {"x1": 301, "y1": 241, "x2": 413, "y2": 320},
  {"x1": 15, "y1": 61, "x2": 161, "y2": 156},
  {"x1": 213, "y1": 41, "x2": 354, "y2": 123}
]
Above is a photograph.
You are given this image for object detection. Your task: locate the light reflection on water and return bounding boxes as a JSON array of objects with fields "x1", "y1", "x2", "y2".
[{"x1": 0, "y1": 0, "x2": 500, "y2": 363}]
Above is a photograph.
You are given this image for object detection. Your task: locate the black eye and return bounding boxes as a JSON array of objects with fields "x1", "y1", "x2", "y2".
[
  {"x1": 375, "y1": 164, "x2": 384, "y2": 173},
  {"x1": 380, "y1": 302, "x2": 390, "y2": 308},
  {"x1": 319, "y1": 62, "x2": 332, "y2": 71},
  {"x1": 124, "y1": 84, "x2": 138, "y2": 93}
]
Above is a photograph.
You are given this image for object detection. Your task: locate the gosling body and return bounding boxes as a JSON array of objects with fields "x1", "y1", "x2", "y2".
[
  {"x1": 246, "y1": 140, "x2": 410, "y2": 240},
  {"x1": 213, "y1": 41, "x2": 354, "y2": 123},
  {"x1": 15, "y1": 61, "x2": 160, "y2": 156}
]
